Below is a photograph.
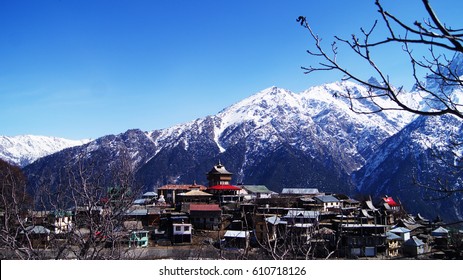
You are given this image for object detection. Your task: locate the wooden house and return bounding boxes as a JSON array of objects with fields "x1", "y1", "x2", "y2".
[
  {"x1": 184, "y1": 203, "x2": 222, "y2": 230},
  {"x1": 20, "y1": 225, "x2": 51, "y2": 248},
  {"x1": 431, "y1": 226, "x2": 450, "y2": 248}
]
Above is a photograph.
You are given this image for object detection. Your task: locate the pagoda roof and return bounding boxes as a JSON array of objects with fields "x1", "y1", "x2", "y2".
[
  {"x1": 207, "y1": 162, "x2": 233, "y2": 175},
  {"x1": 177, "y1": 190, "x2": 213, "y2": 196}
]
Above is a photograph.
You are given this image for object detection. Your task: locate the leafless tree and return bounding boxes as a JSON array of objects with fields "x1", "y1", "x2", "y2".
[
  {"x1": 298, "y1": 0, "x2": 463, "y2": 197},
  {"x1": 298, "y1": 0, "x2": 462, "y2": 118},
  {"x1": 0, "y1": 159, "x2": 37, "y2": 259},
  {"x1": 1, "y1": 149, "x2": 142, "y2": 260}
]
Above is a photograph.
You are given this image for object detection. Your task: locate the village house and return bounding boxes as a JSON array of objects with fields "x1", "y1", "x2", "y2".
[
  {"x1": 385, "y1": 231, "x2": 402, "y2": 257},
  {"x1": 157, "y1": 184, "x2": 207, "y2": 205},
  {"x1": 133, "y1": 191, "x2": 159, "y2": 205},
  {"x1": 281, "y1": 188, "x2": 321, "y2": 197},
  {"x1": 183, "y1": 203, "x2": 222, "y2": 230},
  {"x1": 223, "y1": 230, "x2": 252, "y2": 249},
  {"x1": 403, "y1": 236, "x2": 426, "y2": 257},
  {"x1": 129, "y1": 230, "x2": 150, "y2": 248},
  {"x1": 431, "y1": 226, "x2": 450, "y2": 248},
  {"x1": 254, "y1": 214, "x2": 287, "y2": 244},
  {"x1": 172, "y1": 223, "x2": 192, "y2": 244},
  {"x1": 20, "y1": 225, "x2": 51, "y2": 248},
  {"x1": 48, "y1": 210, "x2": 73, "y2": 234},
  {"x1": 240, "y1": 185, "x2": 276, "y2": 200},
  {"x1": 313, "y1": 195, "x2": 341, "y2": 212},
  {"x1": 389, "y1": 227, "x2": 411, "y2": 242}
]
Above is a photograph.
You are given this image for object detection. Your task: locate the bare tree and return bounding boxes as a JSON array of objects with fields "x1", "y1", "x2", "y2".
[
  {"x1": 17, "y1": 150, "x2": 141, "y2": 260},
  {"x1": 0, "y1": 159, "x2": 37, "y2": 259},
  {"x1": 298, "y1": 0, "x2": 462, "y2": 118},
  {"x1": 298, "y1": 0, "x2": 463, "y2": 198}
]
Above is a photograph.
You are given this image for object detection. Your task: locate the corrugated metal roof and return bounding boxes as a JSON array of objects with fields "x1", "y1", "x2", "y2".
[
  {"x1": 189, "y1": 204, "x2": 221, "y2": 212},
  {"x1": 158, "y1": 184, "x2": 207, "y2": 190},
  {"x1": 143, "y1": 191, "x2": 158, "y2": 197},
  {"x1": 314, "y1": 195, "x2": 339, "y2": 203},
  {"x1": 385, "y1": 232, "x2": 402, "y2": 240},
  {"x1": 133, "y1": 199, "x2": 147, "y2": 204},
  {"x1": 23, "y1": 225, "x2": 51, "y2": 235},
  {"x1": 390, "y1": 227, "x2": 411, "y2": 233},
  {"x1": 125, "y1": 209, "x2": 148, "y2": 216},
  {"x1": 404, "y1": 236, "x2": 424, "y2": 247},
  {"x1": 432, "y1": 226, "x2": 449, "y2": 234},
  {"x1": 224, "y1": 230, "x2": 250, "y2": 238},
  {"x1": 241, "y1": 185, "x2": 273, "y2": 193},
  {"x1": 265, "y1": 216, "x2": 287, "y2": 225},
  {"x1": 281, "y1": 188, "x2": 319, "y2": 195}
]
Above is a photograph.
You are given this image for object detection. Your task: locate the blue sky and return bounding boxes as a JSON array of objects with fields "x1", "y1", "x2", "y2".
[{"x1": 1, "y1": 0, "x2": 461, "y2": 139}]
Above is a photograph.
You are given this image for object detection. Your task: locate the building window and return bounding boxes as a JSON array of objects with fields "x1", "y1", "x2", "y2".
[
  {"x1": 175, "y1": 226, "x2": 181, "y2": 231},
  {"x1": 184, "y1": 226, "x2": 189, "y2": 231}
]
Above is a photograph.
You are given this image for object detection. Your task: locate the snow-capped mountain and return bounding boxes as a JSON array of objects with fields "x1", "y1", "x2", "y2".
[
  {"x1": 24, "y1": 81, "x2": 416, "y2": 194},
  {"x1": 0, "y1": 135, "x2": 90, "y2": 167},
  {"x1": 353, "y1": 115, "x2": 463, "y2": 223}
]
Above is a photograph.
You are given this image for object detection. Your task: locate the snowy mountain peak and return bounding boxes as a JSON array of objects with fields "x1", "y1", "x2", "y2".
[{"x1": 0, "y1": 135, "x2": 91, "y2": 167}]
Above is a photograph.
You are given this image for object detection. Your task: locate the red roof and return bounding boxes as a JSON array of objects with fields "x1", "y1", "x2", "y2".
[
  {"x1": 189, "y1": 204, "x2": 221, "y2": 212},
  {"x1": 208, "y1": 185, "x2": 241, "y2": 191},
  {"x1": 383, "y1": 196, "x2": 399, "y2": 207}
]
